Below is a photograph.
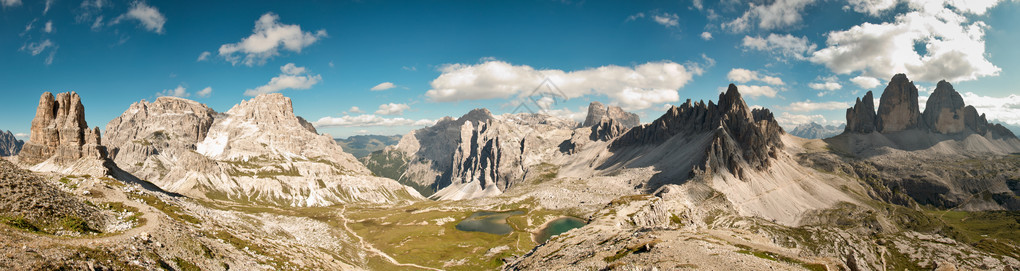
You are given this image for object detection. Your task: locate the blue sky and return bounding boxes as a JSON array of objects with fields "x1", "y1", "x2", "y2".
[{"x1": 2, "y1": 0, "x2": 1019, "y2": 139}]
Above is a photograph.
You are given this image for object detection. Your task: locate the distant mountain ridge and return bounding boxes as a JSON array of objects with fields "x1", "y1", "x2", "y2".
[
  {"x1": 335, "y1": 135, "x2": 401, "y2": 158},
  {"x1": 0, "y1": 130, "x2": 23, "y2": 157},
  {"x1": 789, "y1": 122, "x2": 844, "y2": 139}
]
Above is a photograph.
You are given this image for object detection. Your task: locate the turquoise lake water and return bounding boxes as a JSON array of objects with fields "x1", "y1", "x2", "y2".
[{"x1": 534, "y1": 217, "x2": 586, "y2": 243}]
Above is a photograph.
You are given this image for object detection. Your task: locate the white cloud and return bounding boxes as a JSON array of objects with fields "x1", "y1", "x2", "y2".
[
  {"x1": 43, "y1": 21, "x2": 53, "y2": 33},
  {"x1": 348, "y1": 106, "x2": 363, "y2": 114},
  {"x1": 370, "y1": 82, "x2": 396, "y2": 91},
  {"x1": 700, "y1": 31, "x2": 713, "y2": 40},
  {"x1": 313, "y1": 114, "x2": 436, "y2": 128},
  {"x1": 157, "y1": 85, "x2": 189, "y2": 97},
  {"x1": 848, "y1": 0, "x2": 1008, "y2": 17},
  {"x1": 727, "y1": 68, "x2": 785, "y2": 85},
  {"x1": 808, "y1": 82, "x2": 842, "y2": 91},
  {"x1": 196, "y1": 87, "x2": 213, "y2": 97},
  {"x1": 626, "y1": 12, "x2": 645, "y2": 21},
  {"x1": 44, "y1": 0, "x2": 52, "y2": 14},
  {"x1": 653, "y1": 13, "x2": 679, "y2": 27},
  {"x1": 355, "y1": 129, "x2": 369, "y2": 134},
  {"x1": 742, "y1": 34, "x2": 817, "y2": 61},
  {"x1": 776, "y1": 112, "x2": 830, "y2": 128},
  {"x1": 197, "y1": 51, "x2": 211, "y2": 62},
  {"x1": 118, "y1": 2, "x2": 166, "y2": 34},
  {"x1": 723, "y1": 0, "x2": 816, "y2": 32},
  {"x1": 785, "y1": 100, "x2": 850, "y2": 112},
  {"x1": 1, "y1": 0, "x2": 20, "y2": 7},
  {"x1": 21, "y1": 39, "x2": 54, "y2": 56},
  {"x1": 958, "y1": 92, "x2": 1020, "y2": 126},
  {"x1": 811, "y1": 7, "x2": 1000, "y2": 82},
  {"x1": 218, "y1": 13, "x2": 327, "y2": 66},
  {"x1": 426, "y1": 60, "x2": 702, "y2": 110},
  {"x1": 850, "y1": 76, "x2": 882, "y2": 89},
  {"x1": 374, "y1": 103, "x2": 410, "y2": 116},
  {"x1": 721, "y1": 85, "x2": 778, "y2": 98},
  {"x1": 14, "y1": 132, "x2": 29, "y2": 138},
  {"x1": 244, "y1": 63, "x2": 322, "y2": 96}
]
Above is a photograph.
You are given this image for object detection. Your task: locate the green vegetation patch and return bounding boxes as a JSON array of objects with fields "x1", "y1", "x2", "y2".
[
  {"x1": 929, "y1": 210, "x2": 1020, "y2": 258},
  {"x1": 60, "y1": 215, "x2": 97, "y2": 234},
  {"x1": 128, "y1": 193, "x2": 201, "y2": 224},
  {"x1": 1, "y1": 215, "x2": 41, "y2": 232}
]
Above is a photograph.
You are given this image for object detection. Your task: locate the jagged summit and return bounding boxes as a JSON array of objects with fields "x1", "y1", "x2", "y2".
[
  {"x1": 844, "y1": 74, "x2": 1016, "y2": 139},
  {"x1": 581, "y1": 102, "x2": 640, "y2": 141},
  {"x1": 0, "y1": 130, "x2": 23, "y2": 157},
  {"x1": 609, "y1": 84, "x2": 784, "y2": 180},
  {"x1": 18, "y1": 92, "x2": 108, "y2": 176}
]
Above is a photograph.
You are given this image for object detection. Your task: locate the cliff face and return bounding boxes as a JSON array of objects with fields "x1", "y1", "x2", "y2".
[
  {"x1": 610, "y1": 84, "x2": 784, "y2": 180},
  {"x1": 844, "y1": 74, "x2": 1016, "y2": 139},
  {"x1": 18, "y1": 92, "x2": 107, "y2": 167},
  {"x1": 876, "y1": 74, "x2": 923, "y2": 133}
]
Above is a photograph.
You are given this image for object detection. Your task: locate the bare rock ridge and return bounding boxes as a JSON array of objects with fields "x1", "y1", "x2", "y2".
[
  {"x1": 18, "y1": 92, "x2": 107, "y2": 166},
  {"x1": 582, "y1": 102, "x2": 639, "y2": 141},
  {"x1": 844, "y1": 91, "x2": 877, "y2": 133},
  {"x1": 845, "y1": 74, "x2": 1016, "y2": 139},
  {"x1": 0, "y1": 130, "x2": 24, "y2": 156},
  {"x1": 391, "y1": 108, "x2": 495, "y2": 195},
  {"x1": 610, "y1": 84, "x2": 784, "y2": 179},
  {"x1": 104, "y1": 93, "x2": 421, "y2": 206},
  {"x1": 104, "y1": 96, "x2": 218, "y2": 184}
]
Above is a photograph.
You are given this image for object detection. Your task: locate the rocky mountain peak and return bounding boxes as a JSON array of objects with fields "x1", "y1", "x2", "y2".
[
  {"x1": 610, "y1": 84, "x2": 783, "y2": 179},
  {"x1": 844, "y1": 74, "x2": 1016, "y2": 139},
  {"x1": 19, "y1": 91, "x2": 107, "y2": 167},
  {"x1": 922, "y1": 80, "x2": 967, "y2": 134},
  {"x1": 582, "y1": 101, "x2": 640, "y2": 141},
  {"x1": 0, "y1": 130, "x2": 24, "y2": 157},
  {"x1": 876, "y1": 73, "x2": 923, "y2": 132},
  {"x1": 845, "y1": 91, "x2": 877, "y2": 133}
]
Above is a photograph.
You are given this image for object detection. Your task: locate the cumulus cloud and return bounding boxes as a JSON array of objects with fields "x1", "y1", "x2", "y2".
[
  {"x1": 14, "y1": 132, "x2": 28, "y2": 138},
  {"x1": 722, "y1": 0, "x2": 816, "y2": 32},
  {"x1": 426, "y1": 60, "x2": 702, "y2": 110},
  {"x1": 44, "y1": 21, "x2": 53, "y2": 33},
  {"x1": 785, "y1": 100, "x2": 850, "y2": 112},
  {"x1": 348, "y1": 106, "x2": 363, "y2": 114},
  {"x1": 157, "y1": 85, "x2": 189, "y2": 97},
  {"x1": 117, "y1": 2, "x2": 166, "y2": 34},
  {"x1": 811, "y1": 6, "x2": 1000, "y2": 82},
  {"x1": 1, "y1": 0, "x2": 20, "y2": 7},
  {"x1": 218, "y1": 13, "x2": 327, "y2": 66},
  {"x1": 313, "y1": 114, "x2": 436, "y2": 128},
  {"x1": 958, "y1": 91, "x2": 1020, "y2": 125},
  {"x1": 742, "y1": 34, "x2": 817, "y2": 61},
  {"x1": 653, "y1": 13, "x2": 679, "y2": 27},
  {"x1": 700, "y1": 31, "x2": 713, "y2": 40},
  {"x1": 370, "y1": 82, "x2": 396, "y2": 91},
  {"x1": 808, "y1": 78, "x2": 842, "y2": 91},
  {"x1": 848, "y1": 0, "x2": 1007, "y2": 17},
  {"x1": 244, "y1": 63, "x2": 322, "y2": 96},
  {"x1": 196, "y1": 87, "x2": 213, "y2": 97},
  {"x1": 721, "y1": 85, "x2": 778, "y2": 98},
  {"x1": 197, "y1": 51, "x2": 211, "y2": 61},
  {"x1": 776, "y1": 112, "x2": 830, "y2": 128},
  {"x1": 727, "y1": 68, "x2": 785, "y2": 85},
  {"x1": 850, "y1": 76, "x2": 882, "y2": 89},
  {"x1": 374, "y1": 103, "x2": 410, "y2": 116}
]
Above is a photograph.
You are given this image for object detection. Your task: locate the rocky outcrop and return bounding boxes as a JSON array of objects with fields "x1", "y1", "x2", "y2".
[
  {"x1": 610, "y1": 84, "x2": 784, "y2": 179},
  {"x1": 18, "y1": 92, "x2": 107, "y2": 166},
  {"x1": 845, "y1": 91, "x2": 877, "y2": 133},
  {"x1": 388, "y1": 108, "x2": 496, "y2": 195},
  {"x1": 844, "y1": 74, "x2": 1016, "y2": 139},
  {"x1": 590, "y1": 118, "x2": 627, "y2": 141},
  {"x1": 790, "y1": 122, "x2": 844, "y2": 139},
  {"x1": 922, "y1": 81, "x2": 967, "y2": 134},
  {"x1": 431, "y1": 120, "x2": 525, "y2": 200},
  {"x1": 876, "y1": 74, "x2": 923, "y2": 132},
  {"x1": 582, "y1": 101, "x2": 640, "y2": 128},
  {"x1": 0, "y1": 130, "x2": 23, "y2": 157}
]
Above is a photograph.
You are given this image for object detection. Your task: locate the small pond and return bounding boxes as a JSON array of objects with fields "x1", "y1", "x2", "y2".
[
  {"x1": 455, "y1": 210, "x2": 525, "y2": 235},
  {"x1": 534, "y1": 217, "x2": 586, "y2": 243}
]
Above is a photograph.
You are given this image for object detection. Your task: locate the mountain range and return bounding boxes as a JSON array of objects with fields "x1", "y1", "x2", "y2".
[{"x1": 2, "y1": 74, "x2": 1019, "y2": 270}]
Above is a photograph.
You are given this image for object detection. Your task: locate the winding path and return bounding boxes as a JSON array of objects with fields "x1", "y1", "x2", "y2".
[{"x1": 337, "y1": 206, "x2": 444, "y2": 271}]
